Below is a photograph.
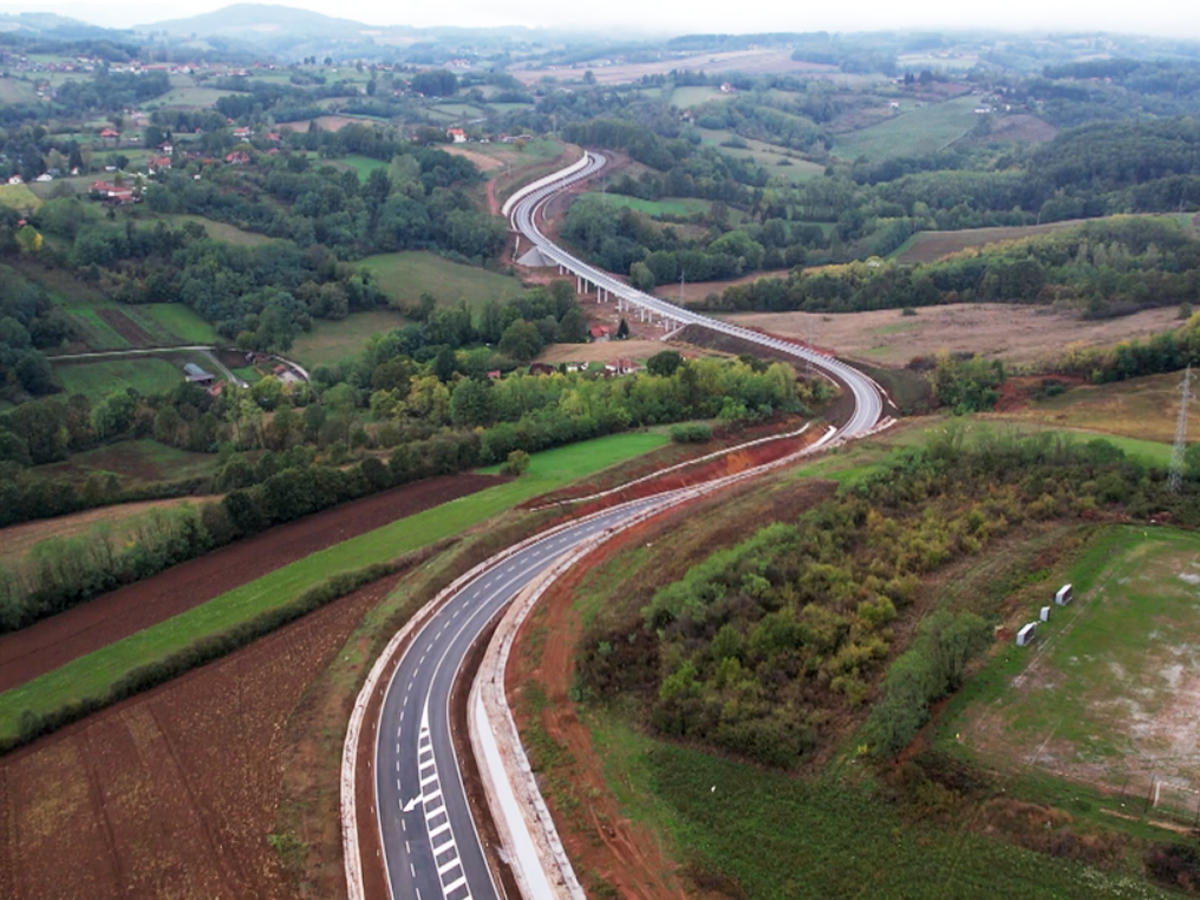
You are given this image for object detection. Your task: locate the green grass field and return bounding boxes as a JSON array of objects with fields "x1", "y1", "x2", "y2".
[
  {"x1": 137, "y1": 212, "x2": 276, "y2": 247},
  {"x1": 329, "y1": 154, "x2": 391, "y2": 180},
  {"x1": 360, "y1": 251, "x2": 525, "y2": 310},
  {"x1": 583, "y1": 192, "x2": 713, "y2": 218},
  {"x1": 54, "y1": 357, "x2": 188, "y2": 401},
  {"x1": 668, "y1": 85, "x2": 733, "y2": 107},
  {"x1": 943, "y1": 526, "x2": 1200, "y2": 807},
  {"x1": 0, "y1": 432, "x2": 668, "y2": 743},
  {"x1": 38, "y1": 438, "x2": 217, "y2": 485},
  {"x1": 788, "y1": 417, "x2": 1172, "y2": 489},
  {"x1": 585, "y1": 715, "x2": 1172, "y2": 900},
  {"x1": 289, "y1": 309, "x2": 412, "y2": 366},
  {"x1": 0, "y1": 183, "x2": 44, "y2": 212},
  {"x1": 0, "y1": 77, "x2": 37, "y2": 104},
  {"x1": 890, "y1": 214, "x2": 1196, "y2": 264},
  {"x1": 139, "y1": 304, "x2": 220, "y2": 344},
  {"x1": 144, "y1": 86, "x2": 240, "y2": 108},
  {"x1": 833, "y1": 95, "x2": 981, "y2": 161},
  {"x1": 693, "y1": 127, "x2": 826, "y2": 183}
]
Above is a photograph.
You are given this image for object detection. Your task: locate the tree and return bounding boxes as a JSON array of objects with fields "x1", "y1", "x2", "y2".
[
  {"x1": 647, "y1": 350, "x2": 684, "y2": 377},
  {"x1": 498, "y1": 320, "x2": 543, "y2": 362},
  {"x1": 616, "y1": 318, "x2": 630, "y2": 340}
]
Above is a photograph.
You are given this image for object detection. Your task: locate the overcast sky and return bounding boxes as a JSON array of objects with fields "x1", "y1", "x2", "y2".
[{"x1": 1, "y1": 0, "x2": 1196, "y2": 40}]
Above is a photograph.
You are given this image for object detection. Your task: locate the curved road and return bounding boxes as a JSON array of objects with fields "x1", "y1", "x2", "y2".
[
  {"x1": 506, "y1": 151, "x2": 885, "y2": 438},
  {"x1": 367, "y1": 154, "x2": 888, "y2": 900}
]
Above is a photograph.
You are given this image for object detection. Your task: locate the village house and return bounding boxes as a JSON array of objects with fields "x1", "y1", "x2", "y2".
[
  {"x1": 589, "y1": 325, "x2": 611, "y2": 342},
  {"x1": 446, "y1": 128, "x2": 467, "y2": 143},
  {"x1": 605, "y1": 358, "x2": 638, "y2": 375}
]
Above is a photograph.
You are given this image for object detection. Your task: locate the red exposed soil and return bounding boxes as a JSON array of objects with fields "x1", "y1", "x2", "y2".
[
  {"x1": 505, "y1": 466, "x2": 840, "y2": 899},
  {"x1": 96, "y1": 307, "x2": 156, "y2": 347},
  {"x1": 508, "y1": 518, "x2": 689, "y2": 900},
  {"x1": 0, "y1": 572, "x2": 393, "y2": 900},
  {"x1": 991, "y1": 375, "x2": 1087, "y2": 413},
  {"x1": 0, "y1": 473, "x2": 502, "y2": 693},
  {"x1": 568, "y1": 428, "x2": 824, "y2": 518}
]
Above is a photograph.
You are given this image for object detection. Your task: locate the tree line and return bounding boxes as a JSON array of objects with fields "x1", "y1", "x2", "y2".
[{"x1": 0, "y1": 351, "x2": 807, "y2": 631}]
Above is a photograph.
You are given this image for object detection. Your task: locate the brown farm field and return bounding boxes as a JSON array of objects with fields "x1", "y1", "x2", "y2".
[
  {"x1": 276, "y1": 115, "x2": 379, "y2": 133},
  {"x1": 440, "y1": 145, "x2": 504, "y2": 171},
  {"x1": 0, "y1": 497, "x2": 216, "y2": 565},
  {"x1": 0, "y1": 473, "x2": 500, "y2": 693},
  {"x1": 726, "y1": 303, "x2": 1185, "y2": 367},
  {"x1": 0, "y1": 574, "x2": 389, "y2": 900},
  {"x1": 534, "y1": 338, "x2": 678, "y2": 365},
  {"x1": 509, "y1": 49, "x2": 842, "y2": 86}
]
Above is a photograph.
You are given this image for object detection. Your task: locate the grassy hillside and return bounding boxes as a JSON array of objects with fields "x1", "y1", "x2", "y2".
[
  {"x1": 833, "y1": 95, "x2": 980, "y2": 161},
  {"x1": 288, "y1": 309, "x2": 412, "y2": 367},
  {"x1": 360, "y1": 251, "x2": 525, "y2": 311}
]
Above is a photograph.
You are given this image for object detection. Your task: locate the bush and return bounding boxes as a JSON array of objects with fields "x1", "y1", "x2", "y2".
[
  {"x1": 499, "y1": 449, "x2": 531, "y2": 476},
  {"x1": 669, "y1": 423, "x2": 713, "y2": 443}
]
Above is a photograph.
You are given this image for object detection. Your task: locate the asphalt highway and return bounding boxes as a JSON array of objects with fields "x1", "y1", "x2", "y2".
[
  {"x1": 374, "y1": 493, "x2": 681, "y2": 900},
  {"x1": 506, "y1": 151, "x2": 885, "y2": 438},
  {"x1": 371, "y1": 154, "x2": 887, "y2": 900}
]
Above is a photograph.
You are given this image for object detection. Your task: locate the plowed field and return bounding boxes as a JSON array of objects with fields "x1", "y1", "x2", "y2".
[
  {"x1": 0, "y1": 574, "x2": 394, "y2": 900},
  {"x1": 0, "y1": 474, "x2": 500, "y2": 692}
]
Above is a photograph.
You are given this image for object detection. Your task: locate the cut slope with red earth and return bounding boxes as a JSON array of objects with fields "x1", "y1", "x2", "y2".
[{"x1": 0, "y1": 473, "x2": 502, "y2": 692}]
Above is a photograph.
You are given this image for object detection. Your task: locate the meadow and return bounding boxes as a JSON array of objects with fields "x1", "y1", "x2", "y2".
[
  {"x1": 135, "y1": 212, "x2": 277, "y2": 247},
  {"x1": 0, "y1": 183, "x2": 44, "y2": 212},
  {"x1": 288, "y1": 308, "x2": 411, "y2": 366},
  {"x1": 586, "y1": 716, "x2": 1173, "y2": 900},
  {"x1": 890, "y1": 214, "x2": 1195, "y2": 264},
  {"x1": 833, "y1": 95, "x2": 981, "y2": 161},
  {"x1": 668, "y1": 85, "x2": 732, "y2": 108},
  {"x1": 989, "y1": 370, "x2": 1189, "y2": 445},
  {"x1": 360, "y1": 250, "x2": 525, "y2": 310},
  {"x1": 54, "y1": 356, "x2": 188, "y2": 401},
  {"x1": 944, "y1": 526, "x2": 1200, "y2": 812},
  {"x1": 138, "y1": 303, "x2": 220, "y2": 344},
  {"x1": 693, "y1": 127, "x2": 826, "y2": 183},
  {"x1": 37, "y1": 438, "x2": 217, "y2": 486},
  {"x1": 0, "y1": 76, "x2": 37, "y2": 104},
  {"x1": 0, "y1": 432, "x2": 668, "y2": 744}
]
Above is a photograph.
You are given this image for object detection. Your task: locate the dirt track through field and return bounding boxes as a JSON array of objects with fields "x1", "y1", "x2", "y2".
[{"x1": 0, "y1": 474, "x2": 501, "y2": 693}]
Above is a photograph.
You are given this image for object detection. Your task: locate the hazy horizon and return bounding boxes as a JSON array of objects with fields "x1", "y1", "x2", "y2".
[{"x1": 0, "y1": 0, "x2": 1195, "y2": 43}]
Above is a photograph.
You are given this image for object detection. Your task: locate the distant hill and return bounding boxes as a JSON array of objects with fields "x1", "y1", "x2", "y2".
[
  {"x1": 138, "y1": 3, "x2": 368, "y2": 40},
  {"x1": 0, "y1": 11, "x2": 132, "y2": 40}
]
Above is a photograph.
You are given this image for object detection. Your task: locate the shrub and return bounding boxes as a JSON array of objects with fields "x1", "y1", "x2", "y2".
[
  {"x1": 670, "y1": 423, "x2": 713, "y2": 443},
  {"x1": 500, "y1": 449, "x2": 531, "y2": 476}
]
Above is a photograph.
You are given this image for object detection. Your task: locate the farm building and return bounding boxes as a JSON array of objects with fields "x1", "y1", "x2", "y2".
[{"x1": 183, "y1": 363, "x2": 215, "y2": 385}]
